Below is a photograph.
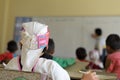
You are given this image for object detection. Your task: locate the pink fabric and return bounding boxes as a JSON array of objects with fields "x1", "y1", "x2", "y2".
[
  {"x1": 107, "y1": 51, "x2": 120, "y2": 78},
  {"x1": 37, "y1": 31, "x2": 49, "y2": 49}
]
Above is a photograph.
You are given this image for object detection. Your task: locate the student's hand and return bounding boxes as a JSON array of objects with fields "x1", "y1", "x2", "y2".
[{"x1": 81, "y1": 72, "x2": 99, "y2": 80}]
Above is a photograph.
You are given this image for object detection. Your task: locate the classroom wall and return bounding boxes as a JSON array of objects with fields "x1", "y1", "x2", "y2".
[
  {"x1": 0, "y1": 0, "x2": 10, "y2": 52},
  {"x1": 0, "y1": 0, "x2": 3, "y2": 52},
  {"x1": 1, "y1": 0, "x2": 120, "y2": 52}
]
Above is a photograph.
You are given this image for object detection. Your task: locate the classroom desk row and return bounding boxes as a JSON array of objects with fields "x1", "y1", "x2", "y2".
[
  {"x1": 65, "y1": 61, "x2": 117, "y2": 80},
  {"x1": 0, "y1": 67, "x2": 40, "y2": 80},
  {"x1": 0, "y1": 62, "x2": 117, "y2": 80}
]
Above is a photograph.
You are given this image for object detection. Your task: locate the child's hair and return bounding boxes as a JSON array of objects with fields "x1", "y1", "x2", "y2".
[
  {"x1": 106, "y1": 34, "x2": 120, "y2": 50},
  {"x1": 76, "y1": 47, "x2": 87, "y2": 60},
  {"x1": 7, "y1": 40, "x2": 18, "y2": 53},
  {"x1": 47, "y1": 38, "x2": 55, "y2": 54},
  {"x1": 95, "y1": 28, "x2": 102, "y2": 36},
  {"x1": 41, "y1": 38, "x2": 54, "y2": 59}
]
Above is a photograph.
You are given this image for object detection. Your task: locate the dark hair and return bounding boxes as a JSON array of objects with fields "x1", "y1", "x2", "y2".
[
  {"x1": 47, "y1": 38, "x2": 55, "y2": 53},
  {"x1": 42, "y1": 38, "x2": 55, "y2": 53},
  {"x1": 7, "y1": 40, "x2": 18, "y2": 53},
  {"x1": 106, "y1": 34, "x2": 120, "y2": 50},
  {"x1": 76, "y1": 47, "x2": 87, "y2": 60},
  {"x1": 41, "y1": 38, "x2": 54, "y2": 59},
  {"x1": 95, "y1": 28, "x2": 102, "y2": 36}
]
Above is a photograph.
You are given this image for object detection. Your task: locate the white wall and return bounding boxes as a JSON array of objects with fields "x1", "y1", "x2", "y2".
[
  {"x1": 33, "y1": 17, "x2": 83, "y2": 57},
  {"x1": 15, "y1": 16, "x2": 120, "y2": 58}
]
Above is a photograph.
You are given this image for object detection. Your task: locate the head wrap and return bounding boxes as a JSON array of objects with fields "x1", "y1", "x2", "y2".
[{"x1": 20, "y1": 22, "x2": 49, "y2": 71}]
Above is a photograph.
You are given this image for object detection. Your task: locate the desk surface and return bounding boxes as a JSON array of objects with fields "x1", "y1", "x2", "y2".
[
  {"x1": 0, "y1": 64, "x2": 4, "y2": 68},
  {"x1": 65, "y1": 61, "x2": 117, "y2": 80},
  {"x1": 0, "y1": 62, "x2": 117, "y2": 80},
  {"x1": 0, "y1": 68, "x2": 40, "y2": 80}
]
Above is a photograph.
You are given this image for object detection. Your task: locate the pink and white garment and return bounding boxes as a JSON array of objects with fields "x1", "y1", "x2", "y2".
[
  {"x1": 5, "y1": 22, "x2": 70, "y2": 80},
  {"x1": 89, "y1": 50, "x2": 103, "y2": 69}
]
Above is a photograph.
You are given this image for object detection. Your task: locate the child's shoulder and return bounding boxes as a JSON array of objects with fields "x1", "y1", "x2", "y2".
[{"x1": 108, "y1": 51, "x2": 120, "y2": 59}]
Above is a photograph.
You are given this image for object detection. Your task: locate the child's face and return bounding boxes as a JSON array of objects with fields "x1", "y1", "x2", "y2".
[{"x1": 106, "y1": 45, "x2": 113, "y2": 54}]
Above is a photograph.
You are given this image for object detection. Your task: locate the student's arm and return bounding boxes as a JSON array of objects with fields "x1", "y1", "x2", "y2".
[
  {"x1": 34, "y1": 58, "x2": 70, "y2": 80},
  {"x1": 53, "y1": 56, "x2": 75, "y2": 68},
  {"x1": 105, "y1": 57, "x2": 114, "y2": 72}
]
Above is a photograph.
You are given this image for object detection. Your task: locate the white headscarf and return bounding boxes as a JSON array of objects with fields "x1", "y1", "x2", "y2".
[
  {"x1": 89, "y1": 50, "x2": 103, "y2": 68},
  {"x1": 20, "y1": 22, "x2": 49, "y2": 71}
]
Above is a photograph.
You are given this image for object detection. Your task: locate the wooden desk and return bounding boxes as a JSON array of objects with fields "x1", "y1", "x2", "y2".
[
  {"x1": 65, "y1": 61, "x2": 117, "y2": 80},
  {"x1": 0, "y1": 64, "x2": 4, "y2": 68},
  {"x1": 0, "y1": 68, "x2": 40, "y2": 80}
]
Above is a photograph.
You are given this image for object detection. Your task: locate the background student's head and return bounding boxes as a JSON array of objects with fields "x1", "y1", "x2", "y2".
[
  {"x1": 75, "y1": 47, "x2": 87, "y2": 60},
  {"x1": 7, "y1": 40, "x2": 18, "y2": 53},
  {"x1": 92, "y1": 28, "x2": 102, "y2": 39},
  {"x1": 106, "y1": 34, "x2": 120, "y2": 54},
  {"x1": 47, "y1": 38, "x2": 55, "y2": 55}
]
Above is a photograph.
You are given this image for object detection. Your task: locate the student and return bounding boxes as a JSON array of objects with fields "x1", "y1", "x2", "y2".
[
  {"x1": 5, "y1": 22, "x2": 70, "y2": 80},
  {"x1": 42, "y1": 38, "x2": 75, "y2": 68},
  {"x1": 5, "y1": 22, "x2": 99, "y2": 80},
  {"x1": 87, "y1": 50, "x2": 103, "y2": 69},
  {"x1": 0, "y1": 40, "x2": 18, "y2": 64},
  {"x1": 91, "y1": 28, "x2": 106, "y2": 63},
  {"x1": 46, "y1": 38, "x2": 55, "y2": 56},
  {"x1": 105, "y1": 34, "x2": 120, "y2": 79},
  {"x1": 75, "y1": 47, "x2": 88, "y2": 62},
  {"x1": 75, "y1": 47, "x2": 103, "y2": 69}
]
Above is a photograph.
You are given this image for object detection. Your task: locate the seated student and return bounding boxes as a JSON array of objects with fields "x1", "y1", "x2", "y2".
[
  {"x1": 75, "y1": 47, "x2": 88, "y2": 62},
  {"x1": 87, "y1": 50, "x2": 103, "y2": 69},
  {"x1": 5, "y1": 22, "x2": 99, "y2": 80},
  {"x1": 46, "y1": 38, "x2": 55, "y2": 56},
  {"x1": 75, "y1": 47, "x2": 103, "y2": 69},
  {"x1": 105, "y1": 34, "x2": 120, "y2": 79},
  {"x1": 5, "y1": 22, "x2": 70, "y2": 80},
  {"x1": 0, "y1": 40, "x2": 18, "y2": 64},
  {"x1": 41, "y1": 38, "x2": 75, "y2": 68}
]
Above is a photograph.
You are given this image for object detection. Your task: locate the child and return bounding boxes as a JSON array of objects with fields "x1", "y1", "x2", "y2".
[
  {"x1": 41, "y1": 38, "x2": 75, "y2": 68},
  {"x1": 87, "y1": 50, "x2": 103, "y2": 69},
  {"x1": 5, "y1": 22, "x2": 70, "y2": 80},
  {"x1": 0, "y1": 40, "x2": 18, "y2": 64},
  {"x1": 47, "y1": 38, "x2": 55, "y2": 55},
  {"x1": 91, "y1": 28, "x2": 106, "y2": 63},
  {"x1": 75, "y1": 47, "x2": 103, "y2": 69},
  {"x1": 75, "y1": 47, "x2": 88, "y2": 62},
  {"x1": 40, "y1": 38, "x2": 54, "y2": 59},
  {"x1": 105, "y1": 34, "x2": 120, "y2": 79}
]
